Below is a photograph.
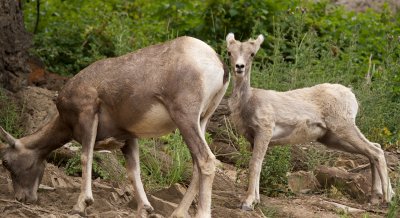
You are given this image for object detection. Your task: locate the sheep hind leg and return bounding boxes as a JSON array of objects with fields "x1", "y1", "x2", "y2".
[
  {"x1": 319, "y1": 125, "x2": 392, "y2": 204},
  {"x1": 121, "y1": 138, "x2": 153, "y2": 218}
]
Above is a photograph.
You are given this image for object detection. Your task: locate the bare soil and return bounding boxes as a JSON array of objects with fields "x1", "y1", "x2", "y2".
[{"x1": 0, "y1": 158, "x2": 392, "y2": 218}]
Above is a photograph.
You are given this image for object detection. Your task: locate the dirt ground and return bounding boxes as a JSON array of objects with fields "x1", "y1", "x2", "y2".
[{"x1": 0, "y1": 158, "x2": 392, "y2": 218}]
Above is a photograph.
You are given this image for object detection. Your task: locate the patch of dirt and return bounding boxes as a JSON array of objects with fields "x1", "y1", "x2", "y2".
[{"x1": 0, "y1": 159, "x2": 391, "y2": 218}]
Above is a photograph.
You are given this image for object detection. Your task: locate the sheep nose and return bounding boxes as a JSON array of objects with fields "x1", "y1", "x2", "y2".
[{"x1": 236, "y1": 64, "x2": 245, "y2": 69}]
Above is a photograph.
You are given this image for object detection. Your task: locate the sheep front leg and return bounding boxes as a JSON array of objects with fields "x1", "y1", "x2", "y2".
[
  {"x1": 71, "y1": 113, "x2": 98, "y2": 216},
  {"x1": 241, "y1": 128, "x2": 272, "y2": 211}
]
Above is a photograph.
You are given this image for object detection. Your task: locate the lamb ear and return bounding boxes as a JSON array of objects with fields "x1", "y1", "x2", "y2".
[
  {"x1": 226, "y1": 33, "x2": 235, "y2": 44},
  {"x1": 256, "y1": 34, "x2": 264, "y2": 46}
]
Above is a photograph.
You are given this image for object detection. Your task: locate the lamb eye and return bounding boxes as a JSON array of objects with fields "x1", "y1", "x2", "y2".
[
  {"x1": 250, "y1": 53, "x2": 255, "y2": 57},
  {"x1": 228, "y1": 51, "x2": 231, "y2": 56}
]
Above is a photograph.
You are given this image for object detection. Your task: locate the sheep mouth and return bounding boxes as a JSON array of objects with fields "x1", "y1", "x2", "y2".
[{"x1": 235, "y1": 70, "x2": 244, "y2": 74}]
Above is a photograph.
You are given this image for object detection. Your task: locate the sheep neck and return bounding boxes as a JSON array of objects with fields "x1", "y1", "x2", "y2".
[{"x1": 231, "y1": 70, "x2": 252, "y2": 103}]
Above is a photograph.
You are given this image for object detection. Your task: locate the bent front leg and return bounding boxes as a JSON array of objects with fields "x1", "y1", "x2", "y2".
[{"x1": 121, "y1": 138, "x2": 153, "y2": 217}]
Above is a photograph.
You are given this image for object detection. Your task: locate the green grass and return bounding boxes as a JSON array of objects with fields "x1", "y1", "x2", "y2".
[
  {"x1": 0, "y1": 89, "x2": 24, "y2": 138},
  {"x1": 63, "y1": 130, "x2": 193, "y2": 191},
  {"x1": 305, "y1": 146, "x2": 334, "y2": 171},
  {"x1": 140, "y1": 130, "x2": 192, "y2": 190},
  {"x1": 387, "y1": 165, "x2": 400, "y2": 218},
  {"x1": 18, "y1": 0, "x2": 400, "y2": 201}
]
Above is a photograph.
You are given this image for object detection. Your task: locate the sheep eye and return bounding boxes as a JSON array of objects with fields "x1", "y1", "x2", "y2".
[
  {"x1": 227, "y1": 51, "x2": 231, "y2": 56},
  {"x1": 2, "y1": 161, "x2": 9, "y2": 170},
  {"x1": 250, "y1": 53, "x2": 255, "y2": 57}
]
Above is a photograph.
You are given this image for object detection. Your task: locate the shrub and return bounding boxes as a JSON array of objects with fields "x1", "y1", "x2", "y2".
[
  {"x1": 0, "y1": 90, "x2": 24, "y2": 137},
  {"x1": 260, "y1": 145, "x2": 292, "y2": 196},
  {"x1": 140, "y1": 130, "x2": 192, "y2": 190}
]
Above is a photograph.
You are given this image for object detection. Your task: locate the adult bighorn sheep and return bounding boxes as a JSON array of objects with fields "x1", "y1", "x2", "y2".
[
  {"x1": 225, "y1": 33, "x2": 393, "y2": 210},
  {"x1": 0, "y1": 36, "x2": 229, "y2": 218}
]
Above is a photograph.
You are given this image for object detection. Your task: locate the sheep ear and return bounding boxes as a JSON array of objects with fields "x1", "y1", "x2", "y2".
[
  {"x1": 256, "y1": 34, "x2": 264, "y2": 46},
  {"x1": 0, "y1": 142, "x2": 7, "y2": 156},
  {"x1": 226, "y1": 33, "x2": 235, "y2": 44}
]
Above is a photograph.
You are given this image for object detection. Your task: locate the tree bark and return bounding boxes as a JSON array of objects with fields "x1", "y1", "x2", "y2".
[{"x1": 0, "y1": 0, "x2": 31, "y2": 91}]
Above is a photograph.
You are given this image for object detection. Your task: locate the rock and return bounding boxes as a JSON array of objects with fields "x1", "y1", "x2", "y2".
[
  {"x1": 314, "y1": 166, "x2": 370, "y2": 203},
  {"x1": 148, "y1": 195, "x2": 178, "y2": 217},
  {"x1": 92, "y1": 151, "x2": 127, "y2": 182},
  {"x1": 287, "y1": 171, "x2": 320, "y2": 194},
  {"x1": 151, "y1": 183, "x2": 187, "y2": 205},
  {"x1": 16, "y1": 86, "x2": 58, "y2": 134},
  {"x1": 209, "y1": 141, "x2": 239, "y2": 164},
  {"x1": 334, "y1": 157, "x2": 356, "y2": 170},
  {"x1": 385, "y1": 152, "x2": 399, "y2": 170},
  {"x1": 213, "y1": 169, "x2": 237, "y2": 192},
  {"x1": 322, "y1": 200, "x2": 365, "y2": 213}
]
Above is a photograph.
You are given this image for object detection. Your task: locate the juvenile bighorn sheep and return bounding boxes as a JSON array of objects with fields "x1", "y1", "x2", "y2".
[
  {"x1": 225, "y1": 33, "x2": 393, "y2": 210},
  {"x1": 0, "y1": 36, "x2": 229, "y2": 218}
]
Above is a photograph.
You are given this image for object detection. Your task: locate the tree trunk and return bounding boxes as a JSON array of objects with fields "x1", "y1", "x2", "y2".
[{"x1": 0, "y1": 0, "x2": 31, "y2": 91}]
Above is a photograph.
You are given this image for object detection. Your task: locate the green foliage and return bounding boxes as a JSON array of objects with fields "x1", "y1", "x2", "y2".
[
  {"x1": 226, "y1": 113, "x2": 292, "y2": 196},
  {"x1": 305, "y1": 146, "x2": 334, "y2": 171},
  {"x1": 259, "y1": 205, "x2": 278, "y2": 217},
  {"x1": 23, "y1": 0, "x2": 400, "y2": 148},
  {"x1": 140, "y1": 130, "x2": 192, "y2": 190},
  {"x1": 65, "y1": 148, "x2": 111, "y2": 179},
  {"x1": 0, "y1": 90, "x2": 24, "y2": 138},
  {"x1": 387, "y1": 165, "x2": 400, "y2": 218},
  {"x1": 64, "y1": 152, "x2": 81, "y2": 177},
  {"x1": 250, "y1": 3, "x2": 400, "y2": 148},
  {"x1": 260, "y1": 145, "x2": 292, "y2": 196}
]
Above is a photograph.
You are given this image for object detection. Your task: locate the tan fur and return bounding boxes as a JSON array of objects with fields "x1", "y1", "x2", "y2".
[
  {"x1": 226, "y1": 33, "x2": 393, "y2": 210},
  {"x1": 0, "y1": 36, "x2": 229, "y2": 218}
]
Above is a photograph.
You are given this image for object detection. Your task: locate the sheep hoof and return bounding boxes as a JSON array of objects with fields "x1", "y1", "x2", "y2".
[
  {"x1": 144, "y1": 204, "x2": 154, "y2": 213},
  {"x1": 241, "y1": 203, "x2": 254, "y2": 211},
  {"x1": 370, "y1": 193, "x2": 383, "y2": 205}
]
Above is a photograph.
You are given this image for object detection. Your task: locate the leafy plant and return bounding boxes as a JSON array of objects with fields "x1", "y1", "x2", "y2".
[
  {"x1": 64, "y1": 147, "x2": 111, "y2": 179},
  {"x1": 259, "y1": 145, "x2": 292, "y2": 196},
  {"x1": 259, "y1": 205, "x2": 278, "y2": 217},
  {"x1": 22, "y1": 0, "x2": 400, "y2": 149},
  {"x1": 387, "y1": 165, "x2": 400, "y2": 218},
  {"x1": 0, "y1": 90, "x2": 24, "y2": 138},
  {"x1": 64, "y1": 152, "x2": 82, "y2": 177},
  {"x1": 305, "y1": 146, "x2": 334, "y2": 171},
  {"x1": 140, "y1": 130, "x2": 192, "y2": 190}
]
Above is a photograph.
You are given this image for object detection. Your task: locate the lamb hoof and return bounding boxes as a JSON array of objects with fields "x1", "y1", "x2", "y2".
[
  {"x1": 144, "y1": 204, "x2": 155, "y2": 213},
  {"x1": 370, "y1": 194, "x2": 383, "y2": 205},
  {"x1": 137, "y1": 205, "x2": 155, "y2": 218},
  {"x1": 241, "y1": 203, "x2": 254, "y2": 211},
  {"x1": 170, "y1": 211, "x2": 190, "y2": 218}
]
